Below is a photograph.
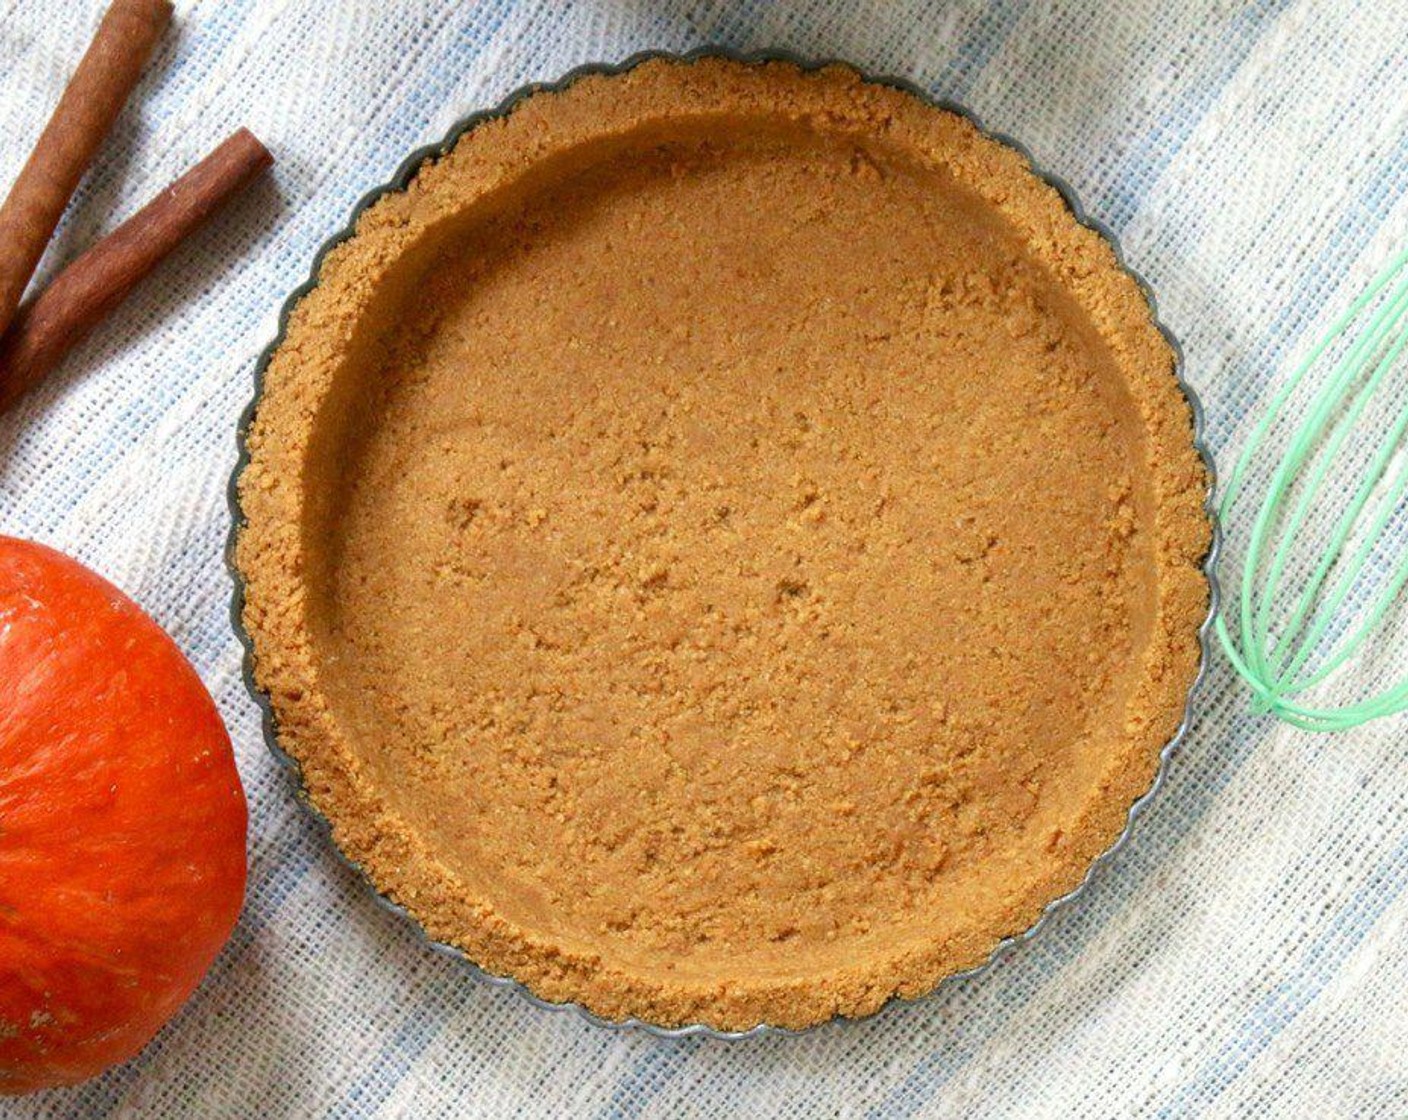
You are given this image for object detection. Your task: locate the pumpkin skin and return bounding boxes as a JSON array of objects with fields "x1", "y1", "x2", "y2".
[{"x1": 0, "y1": 538, "x2": 247, "y2": 1095}]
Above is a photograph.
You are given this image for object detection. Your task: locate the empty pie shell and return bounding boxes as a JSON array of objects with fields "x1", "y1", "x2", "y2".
[{"x1": 233, "y1": 53, "x2": 1214, "y2": 1033}]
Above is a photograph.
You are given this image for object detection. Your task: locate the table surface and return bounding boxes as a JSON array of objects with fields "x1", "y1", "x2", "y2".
[{"x1": 4, "y1": 1, "x2": 1408, "y2": 1117}]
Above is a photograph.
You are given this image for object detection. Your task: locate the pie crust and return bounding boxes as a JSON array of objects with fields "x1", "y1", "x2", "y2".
[{"x1": 236, "y1": 57, "x2": 1210, "y2": 1031}]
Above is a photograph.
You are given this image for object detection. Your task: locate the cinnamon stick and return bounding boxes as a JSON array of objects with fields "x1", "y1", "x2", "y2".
[
  {"x1": 0, "y1": 0, "x2": 172, "y2": 340},
  {"x1": 0, "y1": 129, "x2": 273, "y2": 413}
]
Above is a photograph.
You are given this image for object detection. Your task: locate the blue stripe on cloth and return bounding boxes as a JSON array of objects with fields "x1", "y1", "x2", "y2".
[
  {"x1": 1101, "y1": 0, "x2": 1293, "y2": 234},
  {"x1": 1160, "y1": 831, "x2": 1408, "y2": 1114},
  {"x1": 595, "y1": 1043, "x2": 702, "y2": 1120},
  {"x1": 931, "y1": 0, "x2": 1031, "y2": 103},
  {"x1": 1194, "y1": 129, "x2": 1408, "y2": 455}
]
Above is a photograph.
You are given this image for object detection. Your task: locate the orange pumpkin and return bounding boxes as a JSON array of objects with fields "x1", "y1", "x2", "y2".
[{"x1": 0, "y1": 537, "x2": 247, "y2": 1095}]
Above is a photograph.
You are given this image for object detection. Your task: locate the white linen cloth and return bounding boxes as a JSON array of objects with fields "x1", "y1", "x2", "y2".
[{"x1": 4, "y1": 1, "x2": 1408, "y2": 1115}]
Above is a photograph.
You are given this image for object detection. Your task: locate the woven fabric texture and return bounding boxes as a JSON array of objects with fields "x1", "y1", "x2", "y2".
[{"x1": 4, "y1": 1, "x2": 1408, "y2": 1116}]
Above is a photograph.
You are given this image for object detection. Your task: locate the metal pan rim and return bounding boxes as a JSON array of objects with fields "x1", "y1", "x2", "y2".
[{"x1": 226, "y1": 46, "x2": 1221, "y2": 1042}]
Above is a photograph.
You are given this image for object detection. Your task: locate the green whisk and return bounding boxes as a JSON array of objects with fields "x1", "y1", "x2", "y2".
[{"x1": 1218, "y1": 244, "x2": 1408, "y2": 731}]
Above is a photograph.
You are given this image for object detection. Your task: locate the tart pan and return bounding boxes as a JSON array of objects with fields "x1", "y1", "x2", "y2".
[{"x1": 227, "y1": 48, "x2": 1221, "y2": 1040}]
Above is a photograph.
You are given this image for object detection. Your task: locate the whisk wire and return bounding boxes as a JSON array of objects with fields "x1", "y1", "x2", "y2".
[
  {"x1": 1275, "y1": 410, "x2": 1408, "y2": 691},
  {"x1": 1264, "y1": 282, "x2": 1408, "y2": 684},
  {"x1": 1219, "y1": 243, "x2": 1408, "y2": 512},
  {"x1": 1304, "y1": 460, "x2": 1408, "y2": 677},
  {"x1": 1226, "y1": 252, "x2": 1400, "y2": 682},
  {"x1": 1247, "y1": 300, "x2": 1393, "y2": 676},
  {"x1": 1217, "y1": 242, "x2": 1408, "y2": 730}
]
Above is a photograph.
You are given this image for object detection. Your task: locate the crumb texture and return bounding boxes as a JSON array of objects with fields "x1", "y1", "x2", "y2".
[{"x1": 238, "y1": 57, "x2": 1209, "y2": 1031}]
